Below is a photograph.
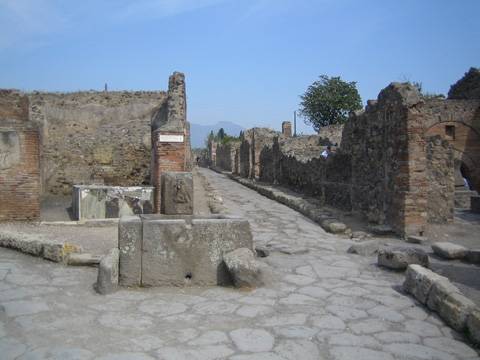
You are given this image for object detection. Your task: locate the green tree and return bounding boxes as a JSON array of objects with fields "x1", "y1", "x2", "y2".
[
  {"x1": 299, "y1": 75, "x2": 362, "y2": 131},
  {"x1": 216, "y1": 128, "x2": 226, "y2": 140}
]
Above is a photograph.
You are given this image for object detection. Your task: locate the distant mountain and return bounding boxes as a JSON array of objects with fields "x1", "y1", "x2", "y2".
[{"x1": 190, "y1": 121, "x2": 245, "y2": 148}]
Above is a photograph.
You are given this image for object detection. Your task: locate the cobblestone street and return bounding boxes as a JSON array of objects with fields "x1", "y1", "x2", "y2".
[{"x1": 0, "y1": 168, "x2": 478, "y2": 359}]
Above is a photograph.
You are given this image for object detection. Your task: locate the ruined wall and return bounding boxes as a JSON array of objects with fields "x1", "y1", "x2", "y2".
[
  {"x1": 426, "y1": 136, "x2": 455, "y2": 223},
  {"x1": 318, "y1": 124, "x2": 344, "y2": 146},
  {"x1": 448, "y1": 68, "x2": 480, "y2": 100},
  {"x1": 0, "y1": 91, "x2": 40, "y2": 221},
  {"x1": 216, "y1": 141, "x2": 240, "y2": 172},
  {"x1": 423, "y1": 99, "x2": 480, "y2": 192},
  {"x1": 29, "y1": 90, "x2": 167, "y2": 195}
]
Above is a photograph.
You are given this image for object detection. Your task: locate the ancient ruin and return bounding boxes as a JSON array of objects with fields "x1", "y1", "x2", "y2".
[{"x1": 212, "y1": 72, "x2": 480, "y2": 237}]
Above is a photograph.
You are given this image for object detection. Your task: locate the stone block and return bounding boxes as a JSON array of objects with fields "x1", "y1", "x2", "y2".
[
  {"x1": 118, "y1": 216, "x2": 143, "y2": 287},
  {"x1": 324, "y1": 221, "x2": 348, "y2": 234},
  {"x1": 466, "y1": 249, "x2": 480, "y2": 264},
  {"x1": 96, "y1": 248, "x2": 119, "y2": 295},
  {"x1": 223, "y1": 248, "x2": 264, "y2": 288},
  {"x1": 467, "y1": 310, "x2": 480, "y2": 344},
  {"x1": 406, "y1": 235, "x2": 428, "y2": 245},
  {"x1": 67, "y1": 253, "x2": 102, "y2": 266},
  {"x1": 436, "y1": 291, "x2": 475, "y2": 332},
  {"x1": 140, "y1": 215, "x2": 253, "y2": 286},
  {"x1": 161, "y1": 172, "x2": 193, "y2": 215},
  {"x1": 378, "y1": 247, "x2": 429, "y2": 271},
  {"x1": 42, "y1": 241, "x2": 81, "y2": 263},
  {"x1": 431, "y1": 242, "x2": 467, "y2": 260},
  {"x1": 347, "y1": 240, "x2": 385, "y2": 256},
  {"x1": 472, "y1": 196, "x2": 480, "y2": 214},
  {"x1": 403, "y1": 264, "x2": 447, "y2": 304}
]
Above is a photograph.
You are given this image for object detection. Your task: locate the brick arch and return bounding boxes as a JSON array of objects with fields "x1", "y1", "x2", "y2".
[{"x1": 425, "y1": 121, "x2": 480, "y2": 191}]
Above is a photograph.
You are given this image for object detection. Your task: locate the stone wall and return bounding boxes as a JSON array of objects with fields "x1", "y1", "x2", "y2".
[
  {"x1": 29, "y1": 90, "x2": 167, "y2": 195},
  {"x1": 448, "y1": 67, "x2": 480, "y2": 100},
  {"x1": 215, "y1": 141, "x2": 240, "y2": 172},
  {"x1": 318, "y1": 124, "x2": 344, "y2": 146},
  {"x1": 215, "y1": 80, "x2": 480, "y2": 236},
  {"x1": 0, "y1": 91, "x2": 40, "y2": 221},
  {"x1": 426, "y1": 136, "x2": 455, "y2": 223}
]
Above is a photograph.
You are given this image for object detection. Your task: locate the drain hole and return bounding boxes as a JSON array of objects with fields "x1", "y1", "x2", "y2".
[{"x1": 185, "y1": 272, "x2": 192, "y2": 280}]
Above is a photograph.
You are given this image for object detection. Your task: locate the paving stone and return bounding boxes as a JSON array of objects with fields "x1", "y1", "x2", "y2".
[
  {"x1": 283, "y1": 274, "x2": 316, "y2": 286},
  {"x1": 423, "y1": 337, "x2": 478, "y2": 357},
  {"x1": 230, "y1": 353, "x2": 285, "y2": 360},
  {"x1": 273, "y1": 326, "x2": 318, "y2": 339},
  {"x1": 98, "y1": 313, "x2": 154, "y2": 330},
  {"x1": 2, "y1": 299, "x2": 49, "y2": 317},
  {"x1": 262, "y1": 313, "x2": 307, "y2": 327},
  {"x1": 192, "y1": 301, "x2": 238, "y2": 315},
  {"x1": 156, "y1": 345, "x2": 234, "y2": 360},
  {"x1": 0, "y1": 338, "x2": 27, "y2": 359},
  {"x1": 367, "y1": 305, "x2": 405, "y2": 322},
  {"x1": 326, "y1": 305, "x2": 368, "y2": 321},
  {"x1": 404, "y1": 319, "x2": 442, "y2": 337},
  {"x1": 330, "y1": 346, "x2": 394, "y2": 360},
  {"x1": 236, "y1": 305, "x2": 274, "y2": 318},
  {"x1": 273, "y1": 339, "x2": 320, "y2": 360},
  {"x1": 298, "y1": 286, "x2": 330, "y2": 298},
  {"x1": 138, "y1": 300, "x2": 188, "y2": 317},
  {"x1": 350, "y1": 318, "x2": 389, "y2": 334},
  {"x1": 188, "y1": 331, "x2": 229, "y2": 346},
  {"x1": 383, "y1": 343, "x2": 456, "y2": 360},
  {"x1": 97, "y1": 353, "x2": 157, "y2": 360},
  {"x1": 230, "y1": 328, "x2": 275, "y2": 352},
  {"x1": 373, "y1": 331, "x2": 420, "y2": 344},
  {"x1": 18, "y1": 347, "x2": 95, "y2": 360},
  {"x1": 311, "y1": 315, "x2": 346, "y2": 330},
  {"x1": 328, "y1": 333, "x2": 381, "y2": 348},
  {"x1": 467, "y1": 309, "x2": 480, "y2": 345},
  {"x1": 279, "y1": 294, "x2": 319, "y2": 305},
  {"x1": 377, "y1": 246, "x2": 429, "y2": 270},
  {"x1": 431, "y1": 242, "x2": 468, "y2": 260}
]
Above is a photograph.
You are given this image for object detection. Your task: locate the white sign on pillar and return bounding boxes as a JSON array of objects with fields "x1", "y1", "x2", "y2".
[{"x1": 158, "y1": 134, "x2": 184, "y2": 143}]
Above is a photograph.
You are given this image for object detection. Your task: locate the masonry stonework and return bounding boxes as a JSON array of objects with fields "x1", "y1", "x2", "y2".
[
  {"x1": 0, "y1": 90, "x2": 40, "y2": 221},
  {"x1": 214, "y1": 75, "x2": 480, "y2": 236}
]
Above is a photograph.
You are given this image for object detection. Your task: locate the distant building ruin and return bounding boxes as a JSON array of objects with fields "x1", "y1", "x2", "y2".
[{"x1": 213, "y1": 69, "x2": 480, "y2": 236}]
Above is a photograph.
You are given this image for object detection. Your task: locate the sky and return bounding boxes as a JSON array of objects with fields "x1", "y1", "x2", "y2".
[{"x1": 0, "y1": 0, "x2": 479, "y2": 135}]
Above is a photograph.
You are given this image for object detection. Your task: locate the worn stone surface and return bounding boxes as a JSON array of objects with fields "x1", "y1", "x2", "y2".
[
  {"x1": 67, "y1": 253, "x2": 102, "y2": 266},
  {"x1": 347, "y1": 240, "x2": 385, "y2": 256},
  {"x1": 161, "y1": 172, "x2": 193, "y2": 215},
  {"x1": 72, "y1": 185, "x2": 154, "y2": 220},
  {"x1": 406, "y1": 235, "x2": 428, "y2": 245},
  {"x1": 118, "y1": 215, "x2": 143, "y2": 286},
  {"x1": 432, "y1": 242, "x2": 468, "y2": 260},
  {"x1": 403, "y1": 264, "x2": 446, "y2": 304},
  {"x1": 96, "y1": 248, "x2": 119, "y2": 295},
  {"x1": 467, "y1": 309, "x2": 480, "y2": 345},
  {"x1": 139, "y1": 215, "x2": 253, "y2": 286},
  {"x1": 224, "y1": 248, "x2": 264, "y2": 288},
  {"x1": 0, "y1": 168, "x2": 478, "y2": 359},
  {"x1": 378, "y1": 246, "x2": 429, "y2": 270}
]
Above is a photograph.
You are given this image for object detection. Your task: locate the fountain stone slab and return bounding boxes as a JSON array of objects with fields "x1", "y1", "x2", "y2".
[{"x1": 118, "y1": 214, "x2": 253, "y2": 287}]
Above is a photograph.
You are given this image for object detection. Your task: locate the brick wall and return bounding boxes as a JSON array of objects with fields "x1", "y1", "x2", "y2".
[{"x1": 0, "y1": 91, "x2": 40, "y2": 221}]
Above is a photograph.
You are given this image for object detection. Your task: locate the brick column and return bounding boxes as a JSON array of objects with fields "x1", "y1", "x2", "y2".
[{"x1": 152, "y1": 131, "x2": 186, "y2": 213}]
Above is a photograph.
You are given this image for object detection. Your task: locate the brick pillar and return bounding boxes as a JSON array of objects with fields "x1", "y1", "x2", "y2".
[
  {"x1": 152, "y1": 131, "x2": 186, "y2": 213},
  {"x1": 282, "y1": 121, "x2": 292, "y2": 137}
]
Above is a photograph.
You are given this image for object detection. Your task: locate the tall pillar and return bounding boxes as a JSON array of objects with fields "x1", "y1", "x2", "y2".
[{"x1": 151, "y1": 72, "x2": 189, "y2": 213}]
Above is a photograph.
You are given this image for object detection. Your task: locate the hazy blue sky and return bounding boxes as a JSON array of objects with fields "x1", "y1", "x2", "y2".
[{"x1": 0, "y1": 0, "x2": 479, "y2": 134}]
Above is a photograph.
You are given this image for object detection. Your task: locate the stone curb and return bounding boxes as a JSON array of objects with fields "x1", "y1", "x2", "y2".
[
  {"x1": 0, "y1": 230, "x2": 82, "y2": 264},
  {"x1": 215, "y1": 170, "x2": 349, "y2": 235},
  {"x1": 403, "y1": 264, "x2": 480, "y2": 344}
]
